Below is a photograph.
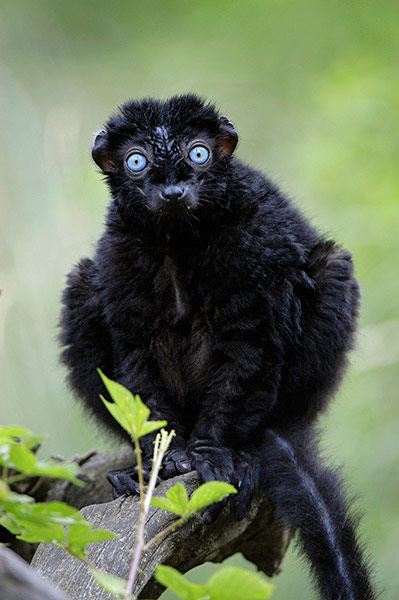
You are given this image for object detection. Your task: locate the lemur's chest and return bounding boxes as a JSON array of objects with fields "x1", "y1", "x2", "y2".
[
  {"x1": 154, "y1": 255, "x2": 192, "y2": 320},
  {"x1": 148, "y1": 255, "x2": 213, "y2": 399}
]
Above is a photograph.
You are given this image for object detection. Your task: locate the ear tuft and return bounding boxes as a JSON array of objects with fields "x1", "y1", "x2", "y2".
[
  {"x1": 216, "y1": 115, "x2": 238, "y2": 156},
  {"x1": 92, "y1": 130, "x2": 115, "y2": 174}
]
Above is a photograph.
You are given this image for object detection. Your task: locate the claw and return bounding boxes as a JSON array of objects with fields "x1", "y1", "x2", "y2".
[{"x1": 203, "y1": 498, "x2": 228, "y2": 523}]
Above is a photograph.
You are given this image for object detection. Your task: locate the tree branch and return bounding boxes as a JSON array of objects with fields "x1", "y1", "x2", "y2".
[
  {"x1": 2, "y1": 449, "x2": 292, "y2": 599},
  {"x1": 31, "y1": 467, "x2": 292, "y2": 599}
]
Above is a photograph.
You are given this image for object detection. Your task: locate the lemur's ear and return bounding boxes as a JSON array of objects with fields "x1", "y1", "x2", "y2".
[
  {"x1": 92, "y1": 130, "x2": 116, "y2": 173},
  {"x1": 216, "y1": 115, "x2": 238, "y2": 156}
]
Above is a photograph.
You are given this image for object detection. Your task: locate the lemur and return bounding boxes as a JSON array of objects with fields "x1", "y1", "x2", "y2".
[{"x1": 60, "y1": 95, "x2": 376, "y2": 600}]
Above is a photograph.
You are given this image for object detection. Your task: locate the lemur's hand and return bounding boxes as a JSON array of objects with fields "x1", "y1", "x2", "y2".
[{"x1": 187, "y1": 438, "x2": 235, "y2": 521}]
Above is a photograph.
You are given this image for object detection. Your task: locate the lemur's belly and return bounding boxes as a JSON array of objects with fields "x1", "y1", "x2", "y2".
[
  {"x1": 151, "y1": 315, "x2": 212, "y2": 401},
  {"x1": 150, "y1": 256, "x2": 212, "y2": 400}
]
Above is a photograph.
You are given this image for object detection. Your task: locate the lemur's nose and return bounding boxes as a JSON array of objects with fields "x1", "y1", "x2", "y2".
[{"x1": 161, "y1": 185, "x2": 185, "y2": 202}]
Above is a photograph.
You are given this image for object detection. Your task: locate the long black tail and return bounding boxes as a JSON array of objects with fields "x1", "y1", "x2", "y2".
[{"x1": 260, "y1": 429, "x2": 377, "y2": 600}]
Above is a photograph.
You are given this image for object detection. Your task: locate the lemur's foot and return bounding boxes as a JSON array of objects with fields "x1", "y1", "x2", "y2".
[
  {"x1": 107, "y1": 459, "x2": 153, "y2": 499},
  {"x1": 187, "y1": 439, "x2": 235, "y2": 522},
  {"x1": 106, "y1": 447, "x2": 192, "y2": 499}
]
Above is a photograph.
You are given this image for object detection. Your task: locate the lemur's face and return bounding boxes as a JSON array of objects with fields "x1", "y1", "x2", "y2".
[
  {"x1": 114, "y1": 125, "x2": 216, "y2": 214},
  {"x1": 92, "y1": 95, "x2": 237, "y2": 223}
]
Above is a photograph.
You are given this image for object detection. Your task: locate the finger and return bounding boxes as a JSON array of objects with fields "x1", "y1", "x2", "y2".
[
  {"x1": 203, "y1": 498, "x2": 228, "y2": 523},
  {"x1": 118, "y1": 472, "x2": 141, "y2": 495},
  {"x1": 112, "y1": 486, "x2": 123, "y2": 500},
  {"x1": 107, "y1": 470, "x2": 141, "y2": 497},
  {"x1": 162, "y1": 460, "x2": 179, "y2": 478},
  {"x1": 167, "y1": 450, "x2": 191, "y2": 472},
  {"x1": 175, "y1": 455, "x2": 191, "y2": 473},
  {"x1": 107, "y1": 470, "x2": 124, "y2": 495},
  {"x1": 195, "y1": 460, "x2": 217, "y2": 483},
  {"x1": 176, "y1": 460, "x2": 191, "y2": 473},
  {"x1": 230, "y1": 454, "x2": 260, "y2": 520}
]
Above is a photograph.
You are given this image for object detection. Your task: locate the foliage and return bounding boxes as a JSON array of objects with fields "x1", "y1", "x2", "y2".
[
  {"x1": 0, "y1": 426, "x2": 116, "y2": 558},
  {"x1": 0, "y1": 426, "x2": 82, "y2": 485},
  {"x1": 151, "y1": 481, "x2": 237, "y2": 516},
  {"x1": 156, "y1": 565, "x2": 275, "y2": 600}
]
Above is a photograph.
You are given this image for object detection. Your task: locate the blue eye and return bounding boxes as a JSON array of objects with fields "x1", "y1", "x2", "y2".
[
  {"x1": 126, "y1": 152, "x2": 147, "y2": 173},
  {"x1": 189, "y1": 145, "x2": 210, "y2": 165}
]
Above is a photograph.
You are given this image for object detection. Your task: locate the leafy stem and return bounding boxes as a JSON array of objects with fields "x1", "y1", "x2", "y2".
[
  {"x1": 142, "y1": 514, "x2": 188, "y2": 553},
  {"x1": 124, "y1": 429, "x2": 175, "y2": 600},
  {"x1": 133, "y1": 437, "x2": 145, "y2": 512}
]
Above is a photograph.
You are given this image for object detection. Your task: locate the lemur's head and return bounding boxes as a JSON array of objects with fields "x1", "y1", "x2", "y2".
[{"x1": 92, "y1": 95, "x2": 238, "y2": 227}]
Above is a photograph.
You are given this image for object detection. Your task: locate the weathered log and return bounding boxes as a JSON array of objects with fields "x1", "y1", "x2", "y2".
[
  {"x1": 0, "y1": 546, "x2": 70, "y2": 600},
  {"x1": 45, "y1": 447, "x2": 135, "y2": 509},
  {"x1": 32, "y1": 470, "x2": 292, "y2": 600}
]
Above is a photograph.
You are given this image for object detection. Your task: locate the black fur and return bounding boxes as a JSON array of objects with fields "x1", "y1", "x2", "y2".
[{"x1": 60, "y1": 94, "x2": 376, "y2": 599}]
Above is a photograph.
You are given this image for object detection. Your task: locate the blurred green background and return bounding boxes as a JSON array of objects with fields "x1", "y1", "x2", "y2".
[{"x1": 1, "y1": 0, "x2": 398, "y2": 597}]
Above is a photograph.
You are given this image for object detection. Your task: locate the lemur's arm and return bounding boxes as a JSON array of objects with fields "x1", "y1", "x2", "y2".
[
  {"x1": 187, "y1": 269, "x2": 283, "y2": 484},
  {"x1": 276, "y1": 240, "x2": 360, "y2": 425},
  {"x1": 188, "y1": 240, "x2": 359, "y2": 490},
  {"x1": 60, "y1": 259, "x2": 190, "y2": 497},
  {"x1": 60, "y1": 258, "x2": 118, "y2": 434}
]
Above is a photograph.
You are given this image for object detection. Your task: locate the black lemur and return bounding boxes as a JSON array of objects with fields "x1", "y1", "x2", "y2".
[{"x1": 60, "y1": 94, "x2": 376, "y2": 599}]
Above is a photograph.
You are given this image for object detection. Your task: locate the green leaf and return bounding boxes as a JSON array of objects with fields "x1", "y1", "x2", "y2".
[
  {"x1": 16, "y1": 520, "x2": 65, "y2": 544},
  {"x1": 33, "y1": 459, "x2": 84, "y2": 486},
  {"x1": 0, "y1": 491, "x2": 34, "y2": 505},
  {"x1": 1, "y1": 496, "x2": 116, "y2": 550},
  {"x1": 186, "y1": 482, "x2": 237, "y2": 513},
  {"x1": 21, "y1": 435, "x2": 44, "y2": 449},
  {"x1": 66, "y1": 522, "x2": 117, "y2": 557},
  {"x1": 98, "y1": 369, "x2": 167, "y2": 440},
  {"x1": 91, "y1": 569, "x2": 128, "y2": 597},
  {"x1": 2, "y1": 501, "x2": 82, "y2": 544},
  {"x1": 155, "y1": 565, "x2": 274, "y2": 600},
  {"x1": 0, "y1": 426, "x2": 31, "y2": 439},
  {"x1": 150, "y1": 496, "x2": 180, "y2": 514},
  {"x1": 0, "y1": 514, "x2": 23, "y2": 535},
  {"x1": 151, "y1": 482, "x2": 189, "y2": 516},
  {"x1": 0, "y1": 444, "x2": 11, "y2": 466},
  {"x1": 140, "y1": 420, "x2": 168, "y2": 437},
  {"x1": 155, "y1": 565, "x2": 208, "y2": 600},
  {"x1": 9, "y1": 444, "x2": 36, "y2": 472},
  {"x1": 165, "y1": 483, "x2": 189, "y2": 513},
  {"x1": 5, "y1": 500, "x2": 82, "y2": 525},
  {"x1": 100, "y1": 396, "x2": 133, "y2": 436},
  {"x1": 99, "y1": 369, "x2": 149, "y2": 439},
  {"x1": 207, "y1": 567, "x2": 275, "y2": 600},
  {"x1": 2, "y1": 441, "x2": 82, "y2": 486},
  {"x1": 0, "y1": 427, "x2": 44, "y2": 450}
]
